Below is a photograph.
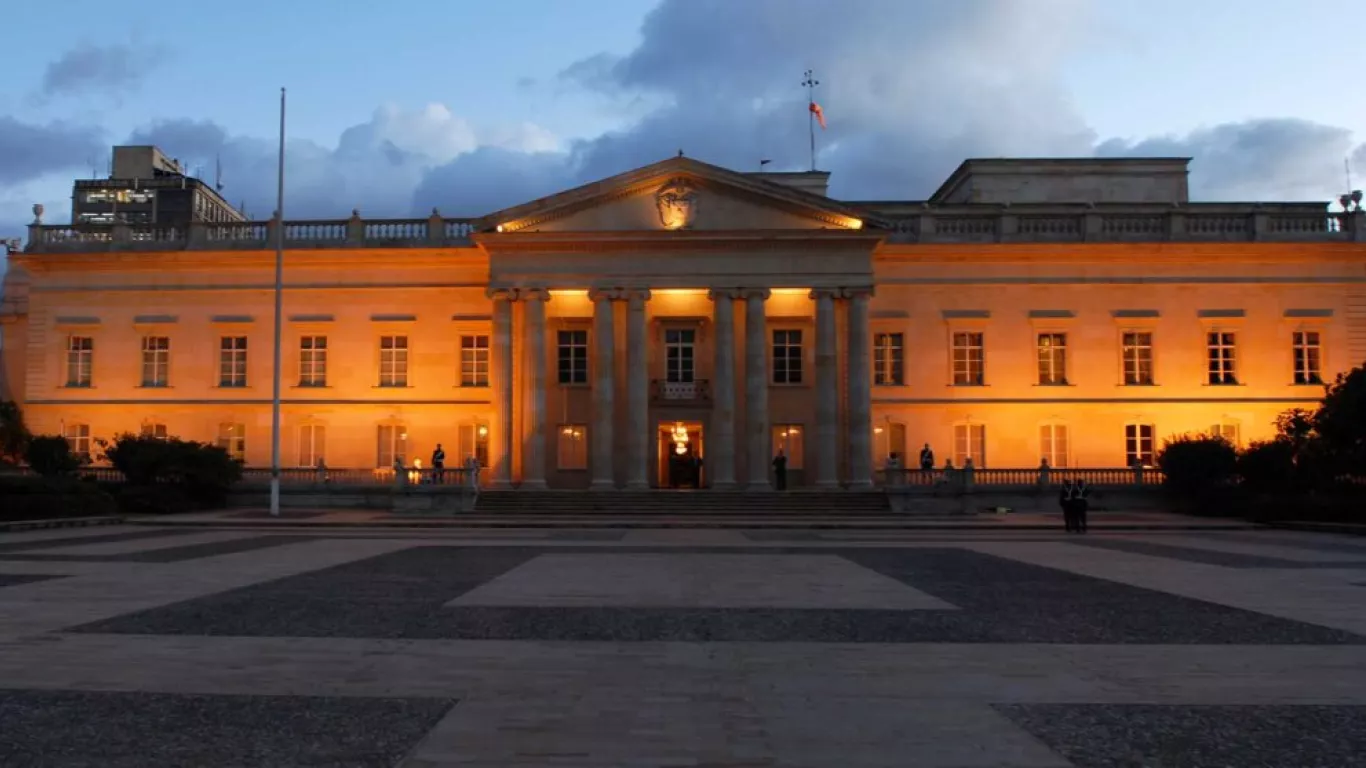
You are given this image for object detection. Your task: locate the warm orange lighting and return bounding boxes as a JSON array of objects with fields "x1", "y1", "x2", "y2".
[
  {"x1": 495, "y1": 224, "x2": 505, "y2": 233},
  {"x1": 847, "y1": 218, "x2": 863, "y2": 230},
  {"x1": 770, "y1": 288, "x2": 809, "y2": 296},
  {"x1": 652, "y1": 288, "x2": 705, "y2": 296},
  {"x1": 549, "y1": 289, "x2": 588, "y2": 298},
  {"x1": 477, "y1": 425, "x2": 488, "y2": 437}
]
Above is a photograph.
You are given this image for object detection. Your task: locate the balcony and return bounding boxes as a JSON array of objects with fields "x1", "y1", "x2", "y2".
[{"x1": 650, "y1": 378, "x2": 711, "y2": 405}]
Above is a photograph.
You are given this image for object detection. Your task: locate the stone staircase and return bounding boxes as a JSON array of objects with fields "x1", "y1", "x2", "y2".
[{"x1": 473, "y1": 489, "x2": 891, "y2": 516}]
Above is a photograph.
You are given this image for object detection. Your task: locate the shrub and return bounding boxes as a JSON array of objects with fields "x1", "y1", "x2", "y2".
[
  {"x1": 1157, "y1": 434, "x2": 1239, "y2": 496},
  {"x1": 115, "y1": 485, "x2": 197, "y2": 516},
  {"x1": 99, "y1": 433, "x2": 242, "y2": 510},
  {"x1": 0, "y1": 475, "x2": 117, "y2": 521},
  {"x1": 1237, "y1": 439, "x2": 1298, "y2": 494},
  {"x1": 24, "y1": 435, "x2": 81, "y2": 477},
  {"x1": 0, "y1": 400, "x2": 31, "y2": 463}
]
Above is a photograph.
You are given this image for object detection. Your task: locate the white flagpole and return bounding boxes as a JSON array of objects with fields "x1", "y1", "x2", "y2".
[{"x1": 269, "y1": 88, "x2": 286, "y2": 517}]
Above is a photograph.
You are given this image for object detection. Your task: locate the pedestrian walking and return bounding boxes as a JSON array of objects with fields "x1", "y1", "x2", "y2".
[{"x1": 773, "y1": 449, "x2": 788, "y2": 491}]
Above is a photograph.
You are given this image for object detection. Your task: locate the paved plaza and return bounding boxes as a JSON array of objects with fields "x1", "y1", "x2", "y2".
[{"x1": 2, "y1": 521, "x2": 1366, "y2": 766}]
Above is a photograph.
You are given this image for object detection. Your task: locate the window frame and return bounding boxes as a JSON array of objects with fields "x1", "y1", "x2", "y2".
[
  {"x1": 376, "y1": 424, "x2": 409, "y2": 468},
  {"x1": 1205, "y1": 329, "x2": 1239, "y2": 386},
  {"x1": 1124, "y1": 423, "x2": 1156, "y2": 468},
  {"x1": 298, "y1": 423, "x2": 326, "y2": 467},
  {"x1": 771, "y1": 328, "x2": 804, "y2": 385},
  {"x1": 140, "y1": 335, "x2": 171, "y2": 388},
  {"x1": 65, "y1": 335, "x2": 94, "y2": 388},
  {"x1": 1119, "y1": 330, "x2": 1156, "y2": 386},
  {"x1": 873, "y1": 331, "x2": 904, "y2": 386},
  {"x1": 952, "y1": 423, "x2": 986, "y2": 467},
  {"x1": 556, "y1": 329, "x2": 590, "y2": 386},
  {"x1": 664, "y1": 328, "x2": 696, "y2": 384},
  {"x1": 459, "y1": 334, "x2": 490, "y2": 388},
  {"x1": 771, "y1": 424, "x2": 805, "y2": 470},
  {"x1": 1035, "y1": 332, "x2": 1068, "y2": 386},
  {"x1": 1039, "y1": 422, "x2": 1070, "y2": 468},
  {"x1": 299, "y1": 335, "x2": 328, "y2": 388},
  {"x1": 378, "y1": 335, "x2": 410, "y2": 388},
  {"x1": 1291, "y1": 328, "x2": 1324, "y2": 386},
  {"x1": 64, "y1": 423, "x2": 92, "y2": 463},
  {"x1": 216, "y1": 422, "x2": 246, "y2": 462},
  {"x1": 218, "y1": 336, "x2": 249, "y2": 388},
  {"x1": 950, "y1": 331, "x2": 985, "y2": 387}
]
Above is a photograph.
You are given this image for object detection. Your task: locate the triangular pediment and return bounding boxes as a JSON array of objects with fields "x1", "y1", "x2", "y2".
[{"x1": 475, "y1": 157, "x2": 877, "y2": 234}]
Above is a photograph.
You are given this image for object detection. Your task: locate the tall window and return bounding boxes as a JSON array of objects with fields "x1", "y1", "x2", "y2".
[
  {"x1": 951, "y1": 332, "x2": 985, "y2": 386},
  {"x1": 141, "y1": 336, "x2": 170, "y2": 387},
  {"x1": 219, "y1": 337, "x2": 248, "y2": 387},
  {"x1": 953, "y1": 424, "x2": 986, "y2": 467},
  {"x1": 1292, "y1": 330, "x2": 1322, "y2": 385},
  {"x1": 557, "y1": 330, "x2": 588, "y2": 385},
  {"x1": 1039, "y1": 423, "x2": 1069, "y2": 468},
  {"x1": 1121, "y1": 332, "x2": 1154, "y2": 385},
  {"x1": 66, "y1": 336, "x2": 93, "y2": 387},
  {"x1": 458, "y1": 423, "x2": 490, "y2": 468},
  {"x1": 557, "y1": 424, "x2": 588, "y2": 469},
  {"x1": 665, "y1": 329, "x2": 695, "y2": 383},
  {"x1": 377, "y1": 424, "x2": 408, "y2": 468},
  {"x1": 1125, "y1": 424, "x2": 1155, "y2": 467},
  {"x1": 460, "y1": 335, "x2": 490, "y2": 387},
  {"x1": 874, "y1": 332, "x2": 904, "y2": 386},
  {"x1": 217, "y1": 423, "x2": 245, "y2": 462},
  {"x1": 140, "y1": 423, "x2": 168, "y2": 440},
  {"x1": 772, "y1": 424, "x2": 804, "y2": 470},
  {"x1": 379, "y1": 335, "x2": 409, "y2": 387},
  {"x1": 1036, "y1": 333, "x2": 1067, "y2": 385},
  {"x1": 298, "y1": 424, "x2": 326, "y2": 467},
  {"x1": 772, "y1": 329, "x2": 803, "y2": 384},
  {"x1": 1209, "y1": 423, "x2": 1240, "y2": 447},
  {"x1": 299, "y1": 336, "x2": 327, "y2": 387},
  {"x1": 64, "y1": 423, "x2": 91, "y2": 463},
  {"x1": 1206, "y1": 331, "x2": 1238, "y2": 385}
]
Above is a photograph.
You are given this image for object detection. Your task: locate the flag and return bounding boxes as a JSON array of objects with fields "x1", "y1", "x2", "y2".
[{"x1": 809, "y1": 101, "x2": 826, "y2": 130}]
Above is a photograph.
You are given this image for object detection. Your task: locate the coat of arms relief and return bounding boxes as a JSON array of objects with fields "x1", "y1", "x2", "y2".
[{"x1": 654, "y1": 178, "x2": 699, "y2": 229}]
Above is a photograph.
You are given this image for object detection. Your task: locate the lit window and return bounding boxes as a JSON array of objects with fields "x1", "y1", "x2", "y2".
[
  {"x1": 1292, "y1": 330, "x2": 1322, "y2": 385},
  {"x1": 1036, "y1": 333, "x2": 1067, "y2": 385},
  {"x1": 557, "y1": 424, "x2": 588, "y2": 469},
  {"x1": 219, "y1": 337, "x2": 248, "y2": 387},
  {"x1": 460, "y1": 335, "x2": 490, "y2": 387},
  {"x1": 951, "y1": 332, "x2": 984, "y2": 386},
  {"x1": 1209, "y1": 423, "x2": 1240, "y2": 448},
  {"x1": 299, "y1": 336, "x2": 327, "y2": 387},
  {"x1": 377, "y1": 424, "x2": 408, "y2": 468},
  {"x1": 1206, "y1": 331, "x2": 1238, "y2": 385},
  {"x1": 298, "y1": 424, "x2": 326, "y2": 467},
  {"x1": 771, "y1": 425, "x2": 804, "y2": 470},
  {"x1": 141, "y1": 336, "x2": 170, "y2": 387},
  {"x1": 64, "y1": 423, "x2": 91, "y2": 463},
  {"x1": 1121, "y1": 332, "x2": 1154, "y2": 385},
  {"x1": 874, "y1": 332, "x2": 904, "y2": 386},
  {"x1": 140, "y1": 423, "x2": 169, "y2": 440},
  {"x1": 953, "y1": 424, "x2": 986, "y2": 467},
  {"x1": 557, "y1": 330, "x2": 588, "y2": 385},
  {"x1": 216, "y1": 423, "x2": 245, "y2": 462},
  {"x1": 379, "y1": 335, "x2": 409, "y2": 387},
  {"x1": 772, "y1": 330, "x2": 803, "y2": 384},
  {"x1": 458, "y1": 423, "x2": 490, "y2": 468},
  {"x1": 66, "y1": 336, "x2": 93, "y2": 388},
  {"x1": 1125, "y1": 424, "x2": 1155, "y2": 467},
  {"x1": 1039, "y1": 423, "x2": 1069, "y2": 468},
  {"x1": 665, "y1": 329, "x2": 696, "y2": 383}
]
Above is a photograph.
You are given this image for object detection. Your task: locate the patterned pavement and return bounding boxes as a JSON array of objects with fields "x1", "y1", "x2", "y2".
[{"x1": 2, "y1": 523, "x2": 1366, "y2": 766}]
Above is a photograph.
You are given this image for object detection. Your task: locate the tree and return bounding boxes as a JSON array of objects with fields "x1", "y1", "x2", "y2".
[
  {"x1": 0, "y1": 400, "x2": 31, "y2": 464},
  {"x1": 1313, "y1": 366, "x2": 1366, "y2": 478},
  {"x1": 24, "y1": 435, "x2": 80, "y2": 477},
  {"x1": 1157, "y1": 433, "x2": 1239, "y2": 497}
]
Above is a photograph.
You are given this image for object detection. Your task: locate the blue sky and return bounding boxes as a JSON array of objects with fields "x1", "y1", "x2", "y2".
[{"x1": 2, "y1": 0, "x2": 1363, "y2": 241}]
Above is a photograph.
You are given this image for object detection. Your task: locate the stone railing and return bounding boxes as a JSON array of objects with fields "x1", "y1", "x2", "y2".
[
  {"x1": 876, "y1": 203, "x2": 1365, "y2": 244},
  {"x1": 17, "y1": 203, "x2": 1365, "y2": 253},
  {"x1": 879, "y1": 465, "x2": 1166, "y2": 492},
  {"x1": 650, "y1": 378, "x2": 712, "y2": 404},
  {"x1": 23, "y1": 210, "x2": 479, "y2": 253}
]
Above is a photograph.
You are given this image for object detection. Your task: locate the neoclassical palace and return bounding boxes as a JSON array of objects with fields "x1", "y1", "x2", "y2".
[{"x1": 2, "y1": 154, "x2": 1364, "y2": 489}]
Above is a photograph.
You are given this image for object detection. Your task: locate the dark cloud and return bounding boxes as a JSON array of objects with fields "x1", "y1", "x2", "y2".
[
  {"x1": 41, "y1": 42, "x2": 167, "y2": 98},
  {"x1": 0, "y1": 117, "x2": 104, "y2": 185}
]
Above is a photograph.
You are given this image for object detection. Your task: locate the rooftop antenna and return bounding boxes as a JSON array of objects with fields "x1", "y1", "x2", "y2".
[
  {"x1": 87, "y1": 157, "x2": 97, "y2": 179},
  {"x1": 802, "y1": 69, "x2": 825, "y2": 171}
]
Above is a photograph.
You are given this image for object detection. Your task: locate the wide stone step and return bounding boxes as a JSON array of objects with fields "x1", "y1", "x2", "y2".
[{"x1": 473, "y1": 490, "x2": 890, "y2": 514}]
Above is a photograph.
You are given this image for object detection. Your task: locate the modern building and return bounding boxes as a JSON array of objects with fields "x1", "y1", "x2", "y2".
[
  {"x1": 2, "y1": 154, "x2": 1364, "y2": 489},
  {"x1": 70, "y1": 145, "x2": 245, "y2": 228}
]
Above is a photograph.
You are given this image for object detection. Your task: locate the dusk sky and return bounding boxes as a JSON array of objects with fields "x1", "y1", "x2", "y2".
[{"x1": 2, "y1": 0, "x2": 1363, "y2": 243}]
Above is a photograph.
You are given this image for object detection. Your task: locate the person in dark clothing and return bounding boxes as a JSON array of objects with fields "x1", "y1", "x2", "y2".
[
  {"x1": 431, "y1": 444, "x2": 446, "y2": 484},
  {"x1": 773, "y1": 449, "x2": 788, "y2": 491},
  {"x1": 919, "y1": 443, "x2": 935, "y2": 471},
  {"x1": 1073, "y1": 479, "x2": 1091, "y2": 533},
  {"x1": 1060, "y1": 479, "x2": 1077, "y2": 532}
]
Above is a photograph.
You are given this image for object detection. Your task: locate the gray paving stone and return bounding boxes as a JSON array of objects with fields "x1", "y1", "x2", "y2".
[
  {"x1": 994, "y1": 703, "x2": 1366, "y2": 768},
  {"x1": 0, "y1": 688, "x2": 454, "y2": 768},
  {"x1": 0, "y1": 528, "x2": 198, "y2": 554},
  {"x1": 68, "y1": 546, "x2": 1365, "y2": 644},
  {"x1": 0, "y1": 535, "x2": 315, "y2": 563},
  {"x1": 0, "y1": 574, "x2": 60, "y2": 589},
  {"x1": 1069, "y1": 537, "x2": 1366, "y2": 568}
]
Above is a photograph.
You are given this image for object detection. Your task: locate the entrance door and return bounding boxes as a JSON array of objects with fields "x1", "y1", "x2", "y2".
[{"x1": 657, "y1": 421, "x2": 705, "y2": 488}]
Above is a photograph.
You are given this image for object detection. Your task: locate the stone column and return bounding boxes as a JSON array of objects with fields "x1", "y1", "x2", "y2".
[
  {"x1": 845, "y1": 287, "x2": 874, "y2": 489},
  {"x1": 588, "y1": 288, "x2": 617, "y2": 489},
  {"x1": 707, "y1": 289, "x2": 738, "y2": 488},
  {"x1": 487, "y1": 288, "x2": 516, "y2": 488},
  {"x1": 811, "y1": 288, "x2": 840, "y2": 487},
  {"x1": 742, "y1": 288, "x2": 771, "y2": 490},
  {"x1": 521, "y1": 288, "x2": 550, "y2": 489},
  {"x1": 624, "y1": 289, "x2": 651, "y2": 489}
]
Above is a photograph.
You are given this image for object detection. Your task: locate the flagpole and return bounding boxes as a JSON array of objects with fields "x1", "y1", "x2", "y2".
[
  {"x1": 802, "y1": 69, "x2": 819, "y2": 171},
  {"x1": 268, "y1": 87, "x2": 286, "y2": 518}
]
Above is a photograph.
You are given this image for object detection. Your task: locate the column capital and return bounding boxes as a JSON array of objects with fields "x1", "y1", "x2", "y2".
[
  {"x1": 624, "y1": 288, "x2": 652, "y2": 308},
  {"x1": 808, "y1": 287, "x2": 841, "y2": 301},
  {"x1": 522, "y1": 287, "x2": 552, "y2": 302},
  {"x1": 841, "y1": 286, "x2": 875, "y2": 300},
  {"x1": 707, "y1": 288, "x2": 742, "y2": 301},
  {"x1": 587, "y1": 287, "x2": 624, "y2": 303},
  {"x1": 739, "y1": 288, "x2": 771, "y2": 301},
  {"x1": 485, "y1": 287, "x2": 519, "y2": 302}
]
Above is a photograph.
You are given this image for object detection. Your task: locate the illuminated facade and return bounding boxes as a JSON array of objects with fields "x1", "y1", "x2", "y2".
[{"x1": 2, "y1": 155, "x2": 1364, "y2": 489}]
